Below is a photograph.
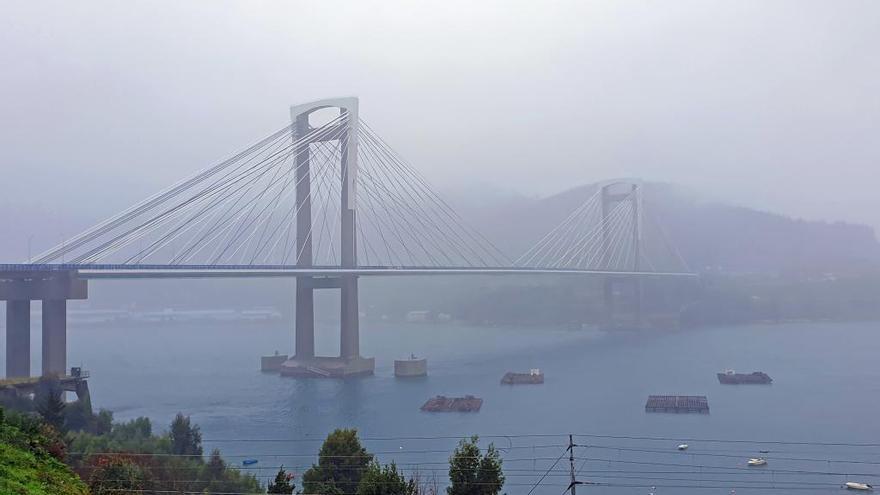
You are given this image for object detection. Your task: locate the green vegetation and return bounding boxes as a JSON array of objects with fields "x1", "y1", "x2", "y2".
[
  {"x1": 0, "y1": 408, "x2": 89, "y2": 495},
  {"x1": 302, "y1": 428, "x2": 374, "y2": 495},
  {"x1": 67, "y1": 413, "x2": 261, "y2": 494},
  {"x1": 268, "y1": 466, "x2": 296, "y2": 494},
  {"x1": 447, "y1": 436, "x2": 504, "y2": 495},
  {"x1": 2, "y1": 390, "x2": 504, "y2": 495},
  {"x1": 358, "y1": 461, "x2": 416, "y2": 495},
  {"x1": 170, "y1": 411, "x2": 203, "y2": 456},
  {"x1": 302, "y1": 429, "x2": 502, "y2": 495},
  {"x1": 34, "y1": 377, "x2": 66, "y2": 431}
]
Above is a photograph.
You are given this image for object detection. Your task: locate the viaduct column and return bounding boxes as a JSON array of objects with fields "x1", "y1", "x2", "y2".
[
  {"x1": 41, "y1": 299, "x2": 67, "y2": 376},
  {"x1": 2, "y1": 270, "x2": 86, "y2": 379},
  {"x1": 5, "y1": 300, "x2": 31, "y2": 377}
]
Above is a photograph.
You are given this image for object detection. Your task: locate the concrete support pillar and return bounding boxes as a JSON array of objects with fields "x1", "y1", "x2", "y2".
[
  {"x1": 603, "y1": 278, "x2": 614, "y2": 328},
  {"x1": 338, "y1": 112, "x2": 360, "y2": 360},
  {"x1": 41, "y1": 299, "x2": 67, "y2": 376},
  {"x1": 295, "y1": 278, "x2": 315, "y2": 359},
  {"x1": 340, "y1": 275, "x2": 359, "y2": 358},
  {"x1": 633, "y1": 279, "x2": 642, "y2": 326},
  {"x1": 5, "y1": 300, "x2": 31, "y2": 378},
  {"x1": 293, "y1": 111, "x2": 316, "y2": 360}
]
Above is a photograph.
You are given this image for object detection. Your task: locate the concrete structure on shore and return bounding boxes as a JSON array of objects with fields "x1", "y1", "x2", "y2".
[{"x1": 0, "y1": 368, "x2": 91, "y2": 404}]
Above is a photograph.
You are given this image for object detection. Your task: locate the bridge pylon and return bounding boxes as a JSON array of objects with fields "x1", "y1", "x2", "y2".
[
  {"x1": 279, "y1": 97, "x2": 374, "y2": 378},
  {"x1": 600, "y1": 181, "x2": 643, "y2": 329}
]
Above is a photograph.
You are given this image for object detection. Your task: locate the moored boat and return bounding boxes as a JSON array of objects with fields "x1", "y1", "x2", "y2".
[{"x1": 845, "y1": 482, "x2": 874, "y2": 491}]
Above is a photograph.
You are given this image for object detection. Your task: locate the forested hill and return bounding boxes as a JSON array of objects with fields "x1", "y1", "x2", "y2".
[{"x1": 460, "y1": 181, "x2": 880, "y2": 277}]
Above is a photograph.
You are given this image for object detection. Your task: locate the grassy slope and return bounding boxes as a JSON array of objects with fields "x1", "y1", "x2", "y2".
[{"x1": 0, "y1": 421, "x2": 89, "y2": 495}]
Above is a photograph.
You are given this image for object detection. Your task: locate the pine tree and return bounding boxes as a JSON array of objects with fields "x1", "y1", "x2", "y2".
[
  {"x1": 302, "y1": 429, "x2": 373, "y2": 495},
  {"x1": 268, "y1": 465, "x2": 296, "y2": 494},
  {"x1": 35, "y1": 376, "x2": 66, "y2": 431},
  {"x1": 358, "y1": 461, "x2": 415, "y2": 495},
  {"x1": 447, "y1": 436, "x2": 504, "y2": 495},
  {"x1": 169, "y1": 413, "x2": 203, "y2": 457}
]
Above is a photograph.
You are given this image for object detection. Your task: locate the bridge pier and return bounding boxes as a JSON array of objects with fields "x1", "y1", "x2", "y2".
[
  {"x1": 42, "y1": 299, "x2": 67, "y2": 376},
  {"x1": 6, "y1": 300, "x2": 31, "y2": 377},
  {"x1": 603, "y1": 276, "x2": 643, "y2": 330},
  {"x1": 340, "y1": 275, "x2": 359, "y2": 359},
  {"x1": 1, "y1": 270, "x2": 86, "y2": 378},
  {"x1": 294, "y1": 277, "x2": 316, "y2": 359}
]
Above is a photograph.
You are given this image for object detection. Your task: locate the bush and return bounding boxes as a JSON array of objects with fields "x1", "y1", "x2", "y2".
[
  {"x1": 302, "y1": 429, "x2": 374, "y2": 495},
  {"x1": 0, "y1": 407, "x2": 89, "y2": 495}
]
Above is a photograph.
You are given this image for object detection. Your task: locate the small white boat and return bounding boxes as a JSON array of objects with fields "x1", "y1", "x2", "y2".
[
  {"x1": 677, "y1": 444, "x2": 689, "y2": 451},
  {"x1": 845, "y1": 482, "x2": 873, "y2": 491},
  {"x1": 747, "y1": 458, "x2": 767, "y2": 466}
]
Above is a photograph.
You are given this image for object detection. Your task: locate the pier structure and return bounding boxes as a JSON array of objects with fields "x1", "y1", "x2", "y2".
[
  {"x1": 0, "y1": 368, "x2": 91, "y2": 404},
  {"x1": 1, "y1": 269, "x2": 87, "y2": 378}
]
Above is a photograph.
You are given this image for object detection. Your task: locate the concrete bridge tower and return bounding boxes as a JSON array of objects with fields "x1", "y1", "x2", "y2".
[
  {"x1": 601, "y1": 181, "x2": 643, "y2": 329},
  {"x1": 279, "y1": 97, "x2": 374, "y2": 377}
]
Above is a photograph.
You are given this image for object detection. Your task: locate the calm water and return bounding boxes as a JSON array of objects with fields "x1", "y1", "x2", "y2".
[{"x1": 7, "y1": 319, "x2": 880, "y2": 493}]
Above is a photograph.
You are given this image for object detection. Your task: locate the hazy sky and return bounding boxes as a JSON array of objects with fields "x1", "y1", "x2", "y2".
[{"x1": 2, "y1": 1, "x2": 879, "y2": 240}]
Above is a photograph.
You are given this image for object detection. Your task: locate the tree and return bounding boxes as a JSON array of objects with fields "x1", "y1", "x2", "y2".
[
  {"x1": 169, "y1": 412, "x2": 202, "y2": 457},
  {"x1": 87, "y1": 455, "x2": 149, "y2": 495},
  {"x1": 268, "y1": 465, "x2": 296, "y2": 494},
  {"x1": 302, "y1": 428, "x2": 373, "y2": 495},
  {"x1": 63, "y1": 399, "x2": 92, "y2": 432},
  {"x1": 447, "y1": 436, "x2": 504, "y2": 495},
  {"x1": 358, "y1": 461, "x2": 416, "y2": 495},
  {"x1": 35, "y1": 375, "x2": 65, "y2": 431},
  {"x1": 94, "y1": 409, "x2": 113, "y2": 435},
  {"x1": 206, "y1": 448, "x2": 226, "y2": 479}
]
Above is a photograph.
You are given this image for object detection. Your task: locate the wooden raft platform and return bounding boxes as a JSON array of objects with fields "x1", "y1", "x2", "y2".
[
  {"x1": 645, "y1": 395, "x2": 709, "y2": 414},
  {"x1": 501, "y1": 370, "x2": 544, "y2": 385},
  {"x1": 421, "y1": 395, "x2": 482, "y2": 412}
]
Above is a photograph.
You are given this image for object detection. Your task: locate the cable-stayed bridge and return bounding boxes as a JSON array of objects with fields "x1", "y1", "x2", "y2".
[{"x1": 2, "y1": 97, "x2": 694, "y2": 378}]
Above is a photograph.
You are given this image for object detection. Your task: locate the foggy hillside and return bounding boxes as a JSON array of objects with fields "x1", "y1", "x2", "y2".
[{"x1": 459, "y1": 181, "x2": 880, "y2": 277}]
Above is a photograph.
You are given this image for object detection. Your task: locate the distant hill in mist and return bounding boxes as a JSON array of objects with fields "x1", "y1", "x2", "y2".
[{"x1": 454, "y1": 181, "x2": 880, "y2": 277}]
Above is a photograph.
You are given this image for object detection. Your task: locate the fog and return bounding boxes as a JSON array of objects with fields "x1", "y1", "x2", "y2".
[
  {"x1": 5, "y1": 5, "x2": 880, "y2": 494},
  {"x1": 1, "y1": 0, "x2": 879, "y2": 251}
]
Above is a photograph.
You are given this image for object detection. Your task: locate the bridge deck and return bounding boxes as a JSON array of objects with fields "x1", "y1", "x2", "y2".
[{"x1": 0, "y1": 264, "x2": 697, "y2": 279}]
